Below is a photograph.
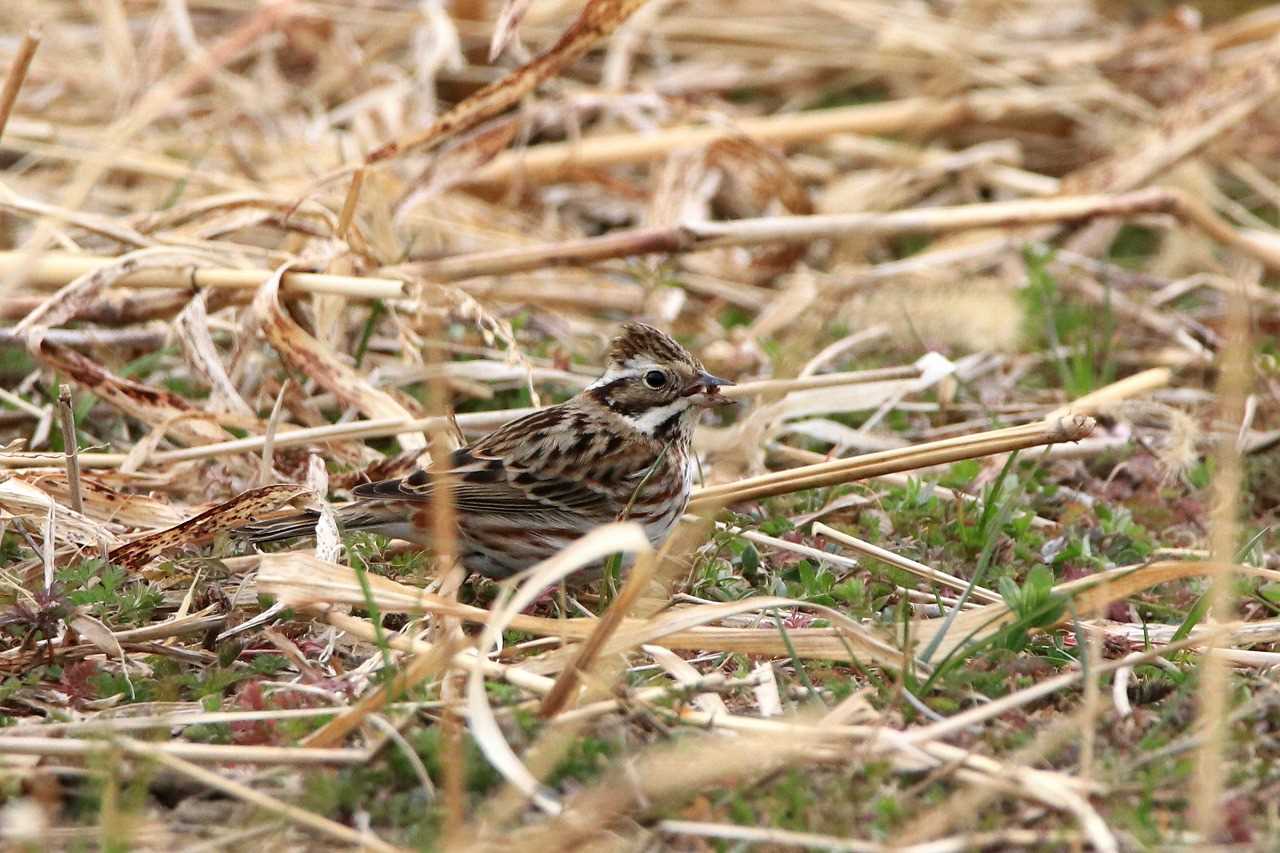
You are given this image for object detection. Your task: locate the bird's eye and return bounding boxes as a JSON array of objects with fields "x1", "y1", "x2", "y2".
[{"x1": 643, "y1": 370, "x2": 668, "y2": 389}]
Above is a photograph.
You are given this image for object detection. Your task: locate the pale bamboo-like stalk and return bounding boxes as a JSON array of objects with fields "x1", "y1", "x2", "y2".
[
  {"x1": 1043, "y1": 367, "x2": 1172, "y2": 419},
  {"x1": 0, "y1": 252, "x2": 406, "y2": 299},
  {"x1": 722, "y1": 365, "x2": 920, "y2": 398},
  {"x1": 0, "y1": 368, "x2": 927, "y2": 471},
  {"x1": 462, "y1": 87, "x2": 1103, "y2": 187},
  {"x1": 689, "y1": 416, "x2": 1095, "y2": 510},
  {"x1": 686, "y1": 191, "x2": 1174, "y2": 248}
]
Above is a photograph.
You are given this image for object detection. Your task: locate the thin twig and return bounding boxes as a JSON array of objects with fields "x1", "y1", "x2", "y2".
[
  {"x1": 116, "y1": 738, "x2": 403, "y2": 853},
  {"x1": 258, "y1": 379, "x2": 291, "y2": 487},
  {"x1": 0, "y1": 408, "x2": 537, "y2": 469},
  {"x1": 0, "y1": 736, "x2": 367, "y2": 764},
  {"x1": 336, "y1": 166, "x2": 365, "y2": 241},
  {"x1": 0, "y1": 26, "x2": 40, "y2": 142},
  {"x1": 56, "y1": 385, "x2": 83, "y2": 516}
]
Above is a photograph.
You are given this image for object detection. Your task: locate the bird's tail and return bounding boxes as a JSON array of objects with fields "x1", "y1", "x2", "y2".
[{"x1": 237, "y1": 503, "x2": 416, "y2": 545}]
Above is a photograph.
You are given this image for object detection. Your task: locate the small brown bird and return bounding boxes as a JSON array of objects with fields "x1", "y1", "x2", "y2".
[{"x1": 242, "y1": 323, "x2": 733, "y2": 577}]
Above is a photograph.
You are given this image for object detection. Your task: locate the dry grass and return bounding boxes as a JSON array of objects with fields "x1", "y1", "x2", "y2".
[{"x1": 3, "y1": 1, "x2": 1280, "y2": 850}]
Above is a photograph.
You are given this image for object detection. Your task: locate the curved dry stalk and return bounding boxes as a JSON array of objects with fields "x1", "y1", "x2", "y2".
[{"x1": 467, "y1": 522, "x2": 654, "y2": 815}]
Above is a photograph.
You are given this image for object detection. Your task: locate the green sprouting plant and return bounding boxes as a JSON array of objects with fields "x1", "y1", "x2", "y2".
[
  {"x1": 58, "y1": 559, "x2": 162, "y2": 627},
  {"x1": 996, "y1": 564, "x2": 1066, "y2": 652},
  {"x1": 1021, "y1": 244, "x2": 1117, "y2": 397}
]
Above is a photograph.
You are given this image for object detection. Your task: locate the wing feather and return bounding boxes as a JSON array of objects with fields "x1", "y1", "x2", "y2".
[
  {"x1": 348, "y1": 402, "x2": 659, "y2": 519},
  {"x1": 350, "y1": 443, "x2": 614, "y2": 518}
]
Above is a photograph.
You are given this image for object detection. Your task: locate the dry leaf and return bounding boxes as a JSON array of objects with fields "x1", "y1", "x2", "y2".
[
  {"x1": 0, "y1": 476, "x2": 123, "y2": 548},
  {"x1": 489, "y1": 0, "x2": 534, "y2": 62},
  {"x1": 249, "y1": 263, "x2": 426, "y2": 451},
  {"x1": 110, "y1": 484, "x2": 309, "y2": 571},
  {"x1": 69, "y1": 613, "x2": 126, "y2": 661},
  {"x1": 29, "y1": 340, "x2": 228, "y2": 447},
  {"x1": 21, "y1": 471, "x2": 186, "y2": 529},
  {"x1": 174, "y1": 291, "x2": 254, "y2": 418}
]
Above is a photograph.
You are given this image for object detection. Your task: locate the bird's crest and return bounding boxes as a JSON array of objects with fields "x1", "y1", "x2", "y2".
[{"x1": 607, "y1": 322, "x2": 701, "y2": 370}]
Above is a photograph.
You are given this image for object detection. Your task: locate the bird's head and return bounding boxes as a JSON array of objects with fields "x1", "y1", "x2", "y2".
[{"x1": 586, "y1": 322, "x2": 734, "y2": 437}]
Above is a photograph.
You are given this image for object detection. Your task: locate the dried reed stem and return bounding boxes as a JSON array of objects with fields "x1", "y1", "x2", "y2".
[
  {"x1": 422, "y1": 312, "x2": 467, "y2": 842},
  {"x1": 0, "y1": 252, "x2": 406, "y2": 299},
  {"x1": 0, "y1": 27, "x2": 40, "y2": 142},
  {"x1": 463, "y1": 88, "x2": 1102, "y2": 187},
  {"x1": 116, "y1": 738, "x2": 401, "y2": 853},
  {"x1": 1191, "y1": 275, "x2": 1251, "y2": 838},
  {"x1": 687, "y1": 191, "x2": 1174, "y2": 248},
  {"x1": 1044, "y1": 367, "x2": 1172, "y2": 419},
  {"x1": 690, "y1": 416, "x2": 1095, "y2": 509},
  {"x1": 539, "y1": 549, "x2": 657, "y2": 717},
  {"x1": 303, "y1": 643, "x2": 451, "y2": 750},
  {"x1": 413, "y1": 190, "x2": 1177, "y2": 282},
  {"x1": 336, "y1": 166, "x2": 365, "y2": 241},
  {"x1": 55, "y1": 385, "x2": 82, "y2": 516},
  {"x1": 812, "y1": 523, "x2": 1002, "y2": 604},
  {"x1": 0, "y1": 735, "x2": 366, "y2": 765},
  {"x1": 722, "y1": 365, "x2": 921, "y2": 398},
  {"x1": 0, "y1": 408, "x2": 536, "y2": 470}
]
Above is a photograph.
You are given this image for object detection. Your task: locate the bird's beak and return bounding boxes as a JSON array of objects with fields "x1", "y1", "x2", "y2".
[{"x1": 682, "y1": 371, "x2": 736, "y2": 407}]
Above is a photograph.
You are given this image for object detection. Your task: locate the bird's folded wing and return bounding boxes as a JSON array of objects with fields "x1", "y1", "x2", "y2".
[{"x1": 351, "y1": 447, "x2": 613, "y2": 516}]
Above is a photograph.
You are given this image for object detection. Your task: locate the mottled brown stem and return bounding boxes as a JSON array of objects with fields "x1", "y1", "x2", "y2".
[
  {"x1": 414, "y1": 190, "x2": 1177, "y2": 283},
  {"x1": 411, "y1": 226, "x2": 692, "y2": 281},
  {"x1": 364, "y1": 0, "x2": 649, "y2": 165}
]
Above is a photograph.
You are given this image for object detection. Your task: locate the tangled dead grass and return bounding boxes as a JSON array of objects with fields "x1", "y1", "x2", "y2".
[{"x1": 3, "y1": 1, "x2": 1280, "y2": 849}]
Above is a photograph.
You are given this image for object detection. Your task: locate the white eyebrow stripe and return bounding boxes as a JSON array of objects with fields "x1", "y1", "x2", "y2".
[{"x1": 586, "y1": 365, "x2": 644, "y2": 391}]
